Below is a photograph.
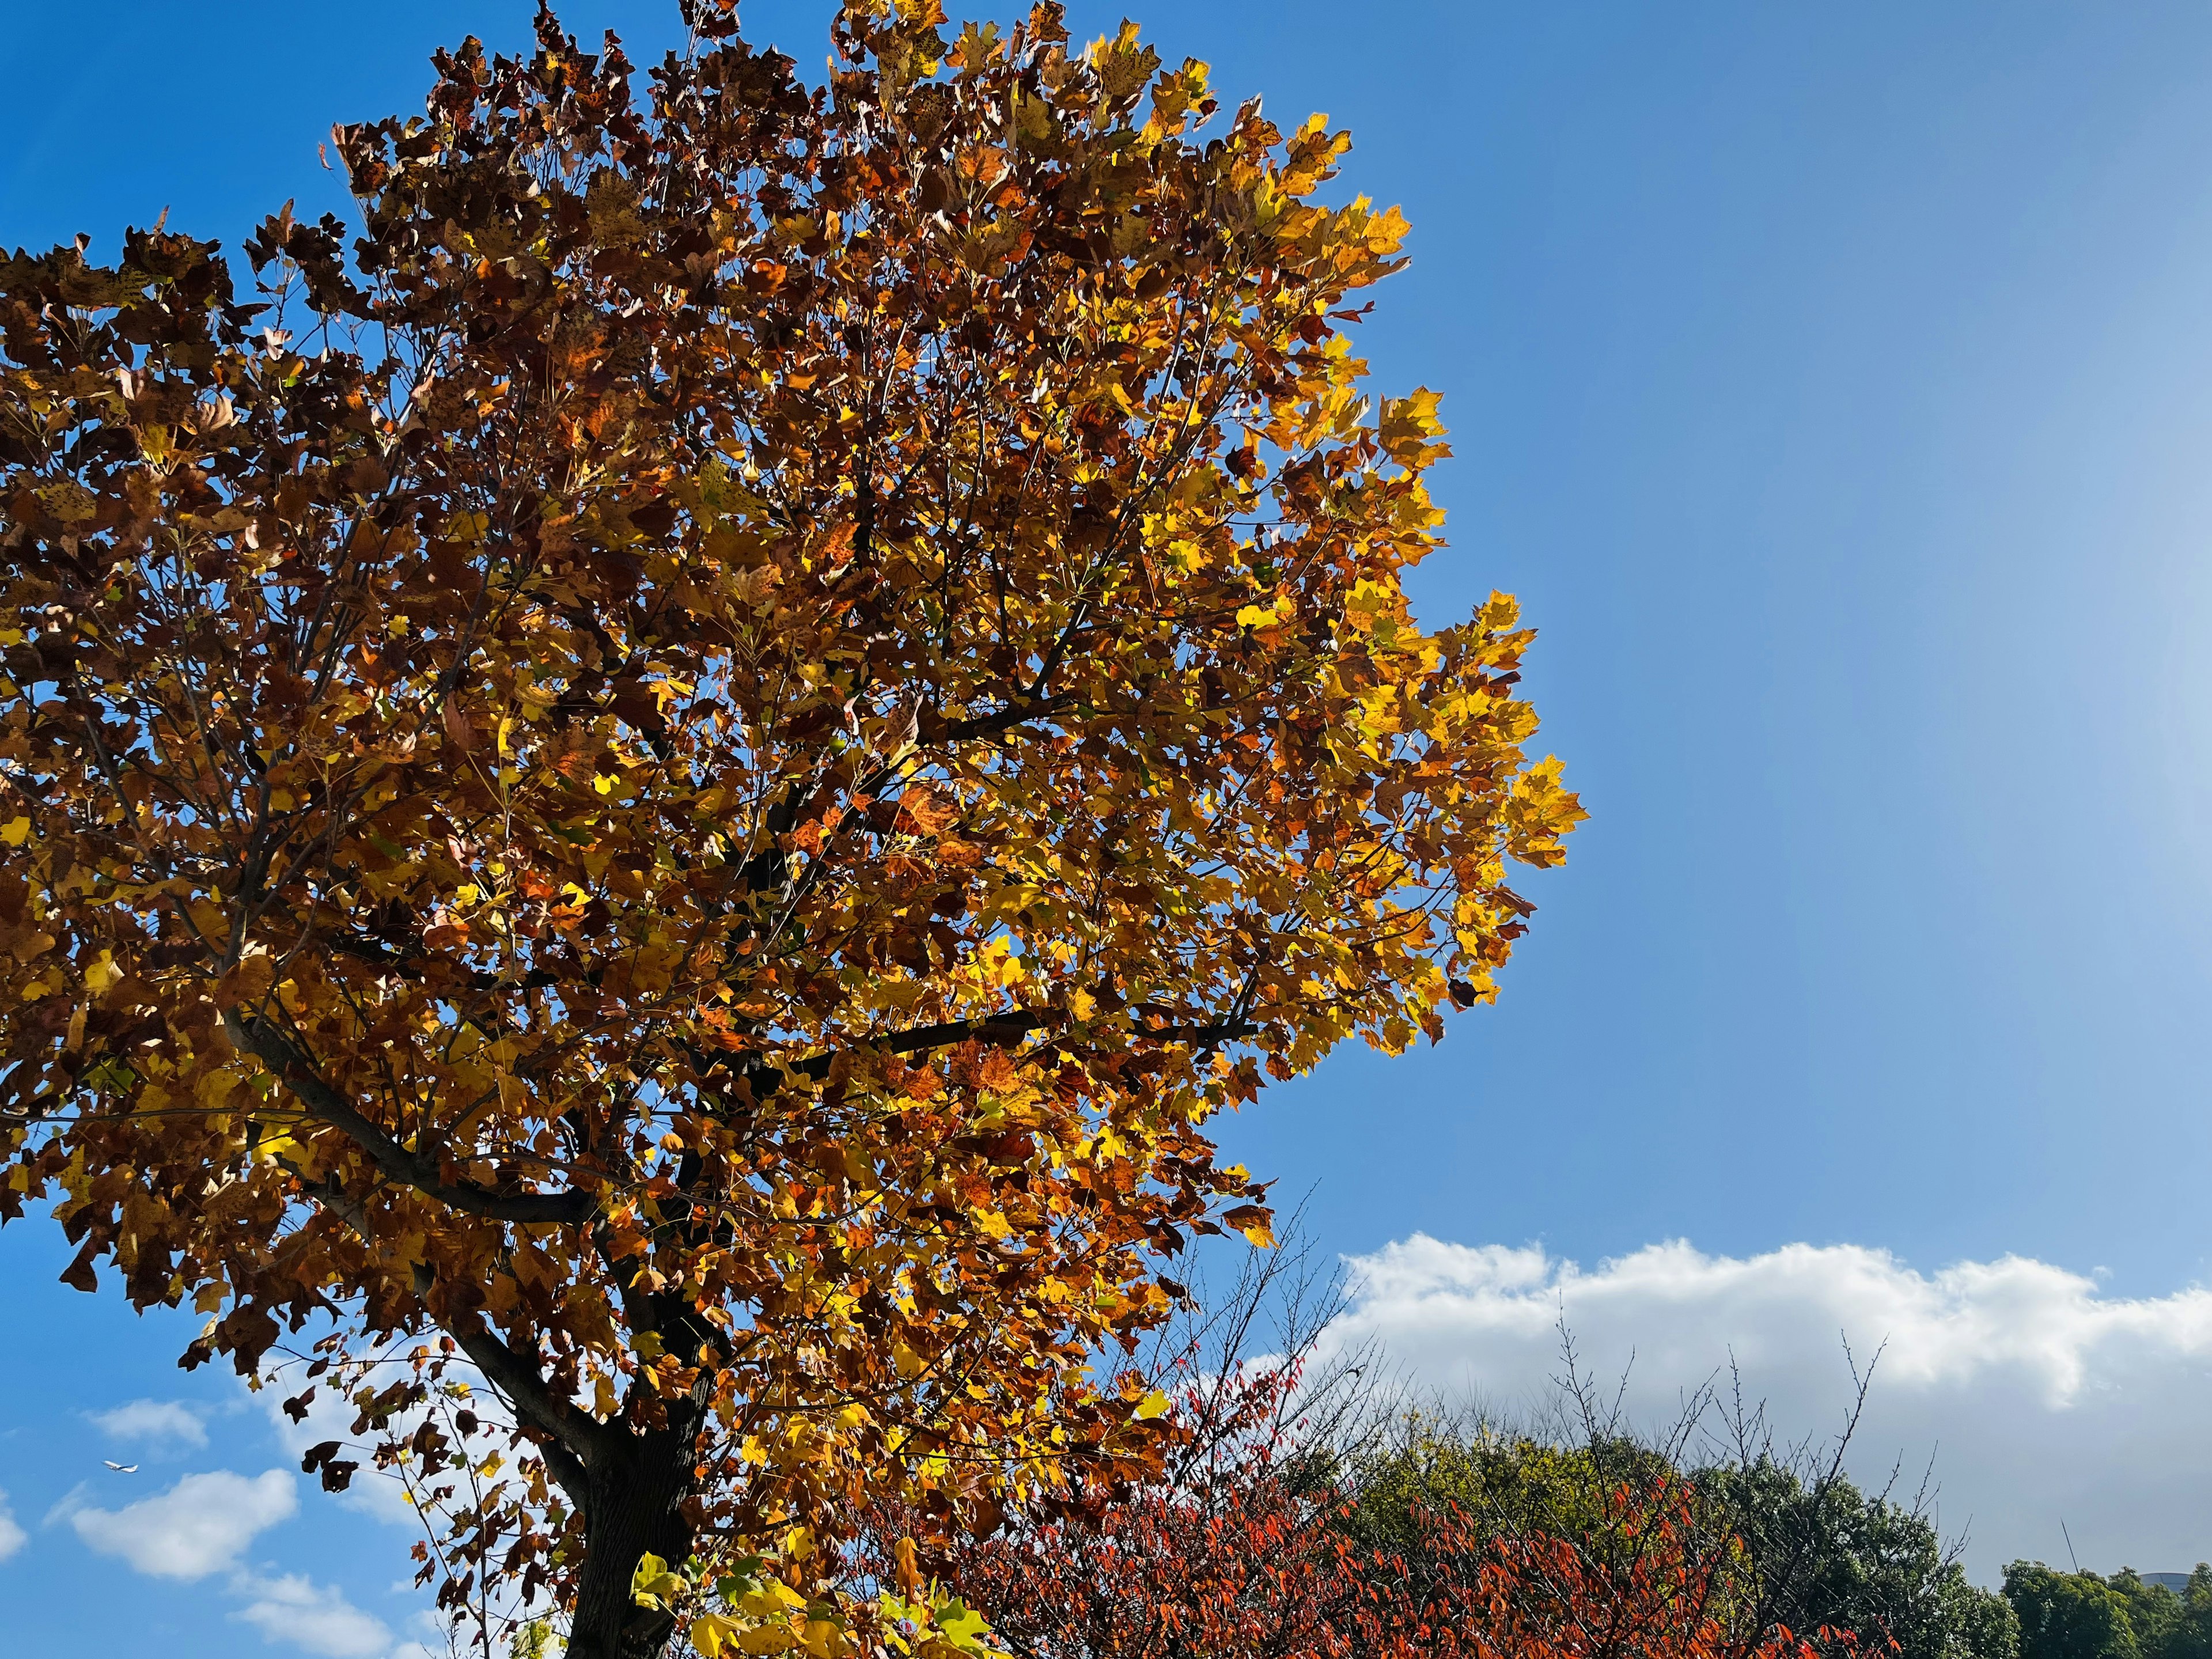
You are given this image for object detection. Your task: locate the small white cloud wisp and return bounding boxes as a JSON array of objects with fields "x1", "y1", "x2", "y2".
[
  {"x1": 88, "y1": 1398, "x2": 210, "y2": 1451},
  {"x1": 0, "y1": 1488, "x2": 26, "y2": 1562},
  {"x1": 230, "y1": 1570, "x2": 395, "y2": 1658},
  {"x1": 56, "y1": 1468, "x2": 298, "y2": 1580},
  {"x1": 1321, "y1": 1237, "x2": 2212, "y2": 1582}
]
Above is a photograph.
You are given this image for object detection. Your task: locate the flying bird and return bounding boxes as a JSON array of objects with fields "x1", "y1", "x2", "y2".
[{"x1": 103, "y1": 1461, "x2": 137, "y2": 1474}]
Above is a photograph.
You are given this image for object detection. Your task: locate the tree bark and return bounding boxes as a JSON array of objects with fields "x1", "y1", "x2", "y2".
[{"x1": 565, "y1": 1410, "x2": 703, "y2": 1659}]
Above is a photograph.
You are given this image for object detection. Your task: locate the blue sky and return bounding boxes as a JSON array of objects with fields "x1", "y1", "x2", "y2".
[{"x1": 8, "y1": 1, "x2": 2212, "y2": 1649}]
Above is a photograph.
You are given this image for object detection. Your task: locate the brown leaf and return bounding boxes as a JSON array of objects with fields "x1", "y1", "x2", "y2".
[
  {"x1": 442, "y1": 695, "x2": 474, "y2": 753},
  {"x1": 59, "y1": 1241, "x2": 100, "y2": 1293}
]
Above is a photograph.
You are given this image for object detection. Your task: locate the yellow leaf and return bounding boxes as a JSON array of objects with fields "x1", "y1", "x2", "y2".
[
  {"x1": 1221, "y1": 1203, "x2": 1275, "y2": 1248},
  {"x1": 1132, "y1": 1389, "x2": 1171, "y2": 1421},
  {"x1": 1380, "y1": 388, "x2": 1449, "y2": 467},
  {"x1": 936, "y1": 1603, "x2": 991, "y2": 1651},
  {"x1": 694, "y1": 1611, "x2": 739, "y2": 1658},
  {"x1": 0, "y1": 816, "x2": 28, "y2": 846},
  {"x1": 632, "y1": 1551, "x2": 685, "y2": 1610}
]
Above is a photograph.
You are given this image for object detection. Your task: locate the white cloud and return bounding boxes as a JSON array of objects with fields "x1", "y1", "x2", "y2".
[
  {"x1": 230, "y1": 1571, "x2": 394, "y2": 1658},
  {"x1": 0, "y1": 1488, "x2": 25, "y2": 1562},
  {"x1": 88, "y1": 1399, "x2": 209, "y2": 1450},
  {"x1": 47, "y1": 1446, "x2": 441, "y2": 1658},
  {"x1": 62, "y1": 1469, "x2": 298, "y2": 1580},
  {"x1": 1324, "y1": 1237, "x2": 2212, "y2": 1582},
  {"x1": 387, "y1": 1609, "x2": 453, "y2": 1659}
]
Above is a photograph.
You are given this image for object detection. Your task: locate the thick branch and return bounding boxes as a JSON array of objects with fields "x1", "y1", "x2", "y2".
[
  {"x1": 449, "y1": 1317, "x2": 605, "y2": 1468},
  {"x1": 536, "y1": 1435, "x2": 592, "y2": 1518},
  {"x1": 927, "y1": 688, "x2": 1070, "y2": 747},
  {"x1": 224, "y1": 1011, "x2": 595, "y2": 1225},
  {"x1": 412, "y1": 1261, "x2": 614, "y2": 1492},
  {"x1": 296, "y1": 1181, "x2": 602, "y2": 1514},
  {"x1": 881, "y1": 1009, "x2": 1055, "y2": 1058},
  {"x1": 875, "y1": 1003, "x2": 1259, "y2": 1057},
  {"x1": 327, "y1": 929, "x2": 562, "y2": 995},
  {"x1": 770, "y1": 1002, "x2": 1257, "y2": 1085},
  {"x1": 775, "y1": 1010, "x2": 1054, "y2": 1084}
]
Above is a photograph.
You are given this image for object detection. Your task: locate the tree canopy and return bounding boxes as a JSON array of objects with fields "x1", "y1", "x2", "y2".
[
  {"x1": 2007, "y1": 1565, "x2": 2212, "y2": 1659},
  {"x1": 0, "y1": 2, "x2": 1580, "y2": 1653},
  {"x1": 1700, "y1": 1460, "x2": 2016, "y2": 1659}
]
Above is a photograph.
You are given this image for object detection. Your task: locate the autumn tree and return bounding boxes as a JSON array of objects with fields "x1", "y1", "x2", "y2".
[{"x1": 0, "y1": 2, "x2": 1581, "y2": 1654}]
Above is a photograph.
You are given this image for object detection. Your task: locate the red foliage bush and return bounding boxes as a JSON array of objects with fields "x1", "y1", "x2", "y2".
[{"x1": 916, "y1": 1359, "x2": 1859, "y2": 1659}]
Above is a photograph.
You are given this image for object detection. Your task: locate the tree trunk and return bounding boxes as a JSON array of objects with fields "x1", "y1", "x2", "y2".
[{"x1": 566, "y1": 1415, "x2": 702, "y2": 1659}]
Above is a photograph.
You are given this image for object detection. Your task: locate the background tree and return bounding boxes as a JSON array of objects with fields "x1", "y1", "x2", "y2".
[
  {"x1": 2005, "y1": 1565, "x2": 2212, "y2": 1659},
  {"x1": 1699, "y1": 1460, "x2": 2016, "y2": 1659},
  {"x1": 2006, "y1": 1565, "x2": 2146, "y2": 1659},
  {"x1": 0, "y1": 1, "x2": 1581, "y2": 1654}
]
